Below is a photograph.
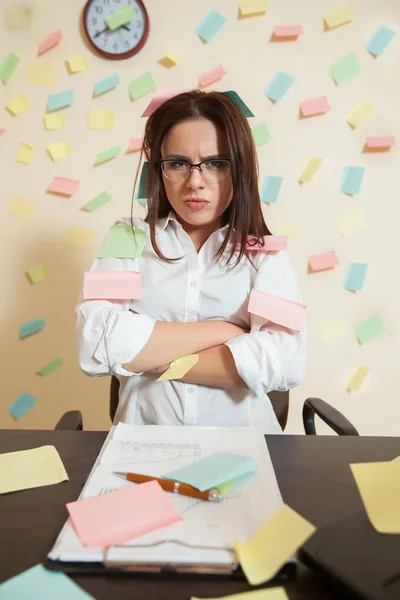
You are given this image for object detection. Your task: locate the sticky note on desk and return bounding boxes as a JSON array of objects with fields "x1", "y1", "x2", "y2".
[
  {"x1": 239, "y1": 0, "x2": 268, "y2": 18},
  {"x1": 8, "y1": 393, "x2": 37, "y2": 420},
  {"x1": 94, "y1": 73, "x2": 120, "y2": 96},
  {"x1": 366, "y1": 26, "x2": 395, "y2": 57},
  {"x1": 343, "y1": 262, "x2": 367, "y2": 291},
  {"x1": 265, "y1": 72, "x2": 294, "y2": 102},
  {"x1": 234, "y1": 504, "x2": 316, "y2": 584},
  {"x1": 340, "y1": 166, "x2": 365, "y2": 195},
  {"x1": 97, "y1": 224, "x2": 146, "y2": 258},
  {"x1": 106, "y1": 5, "x2": 136, "y2": 30},
  {"x1": 27, "y1": 61, "x2": 55, "y2": 85},
  {"x1": 88, "y1": 107, "x2": 116, "y2": 130},
  {"x1": 20, "y1": 318, "x2": 45, "y2": 339},
  {"x1": 157, "y1": 354, "x2": 199, "y2": 382},
  {"x1": 0, "y1": 52, "x2": 20, "y2": 83},
  {"x1": 323, "y1": 3, "x2": 355, "y2": 30},
  {"x1": 128, "y1": 72, "x2": 156, "y2": 101},
  {"x1": 83, "y1": 270, "x2": 141, "y2": 300},
  {"x1": 67, "y1": 480, "x2": 181, "y2": 548},
  {"x1": 252, "y1": 123, "x2": 271, "y2": 146},
  {"x1": 196, "y1": 10, "x2": 227, "y2": 42},
  {"x1": 330, "y1": 53, "x2": 361, "y2": 85},
  {"x1": 38, "y1": 29, "x2": 63, "y2": 55},
  {"x1": 248, "y1": 289, "x2": 306, "y2": 332},
  {"x1": 261, "y1": 176, "x2": 283, "y2": 203},
  {"x1": 192, "y1": 588, "x2": 289, "y2": 600},
  {"x1": 47, "y1": 90, "x2": 74, "y2": 111},
  {"x1": 6, "y1": 95, "x2": 29, "y2": 116},
  {"x1": 354, "y1": 313, "x2": 385, "y2": 344}
]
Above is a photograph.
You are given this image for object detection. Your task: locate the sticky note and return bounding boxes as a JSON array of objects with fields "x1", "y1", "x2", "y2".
[
  {"x1": 159, "y1": 54, "x2": 179, "y2": 67},
  {"x1": 164, "y1": 452, "x2": 257, "y2": 492},
  {"x1": 298, "y1": 158, "x2": 322, "y2": 183},
  {"x1": 66, "y1": 227, "x2": 93, "y2": 250},
  {"x1": 239, "y1": 0, "x2": 268, "y2": 17},
  {"x1": 6, "y1": 95, "x2": 29, "y2": 116},
  {"x1": 20, "y1": 318, "x2": 45, "y2": 339},
  {"x1": 44, "y1": 113, "x2": 65, "y2": 130},
  {"x1": 340, "y1": 166, "x2": 365, "y2": 195},
  {"x1": 330, "y1": 53, "x2": 361, "y2": 85},
  {"x1": 265, "y1": 72, "x2": 294, "y2": 102},
  {"x1": 248, "y1": 289, "x2": 306, "y2": 331},
  {"x1": 350, "y1": 460, "x2": 400, "y2": 533},
  {"x1": 4, "y1": 5, "x2": 32, "y2": 29},
  {"x1": 27, "y1": 264, "x2": 49, "y2": 284},
  {"x1": 47, "y1": 141, "x2": 71, "y2": 161},
  {"x1": 38, "y1": 29, "x2": 63, "y2": 54},
  {"x1": 0, "y1": 564, "x2": 95, "y2": 600},
  {"x1": 83, "y1": 270, "x2": 141, "y2": 300},
  {"x1": 105, "y1": 4, "x2": 136, "y2": 30},
  {"x1": 0, "y1": 445, "x2": 68, "y2": 494},
  {"x1": 128, "y1": 137, "x2": 143, "y2": 152},
  {"x1": 309, "y1": 250, "x2": 339, "y2": 272},
  {"x1": 273, "y1": 25, "x2": 303, "y2": 38},
  {"x1": 196, "y1": 10, "x2": 227, "y2": 42},
  {"x1": 261, "y1": 176, "x2": 283, "y2": 203},
  {"x1": 7, "y1": 195, "x2": 35, "y2": 220},
  {"x1": 66, "y1": 55, "x2": 88, "y2": 73},
  {"x1": 27, "y1": 61, "x2": 55, "y2": 86},
  {"x1": 38, "y1": 357, "x2": 63, "y2": 376},
  {"x1": 337, "y1": 208, "x2": 366, "y2": 237},
  {"x1": 95, "y1": 145, "x2": 121, "y2": 164},
  {"x1": 93, "y1": 73, "x2": 120, "y2": 96},
  {"x1": 141, "y1": 88, "x2": 190, "y2": 117},
  {"x1": 346, "y1": 100, "x2": 377, "y2": 128},
  {"x1": 137, "y1": 161, "x2": 149, "y2": 198},
  {"x1": 17, "y1": 142, "x2": 34, "y2": 165},
  {"x1": 0, "y1": 129, "x2": 5, "y2": 137},
  {"x1": 67, "y1": 480, "x2": 181, "y2": 548},
  {"x1": 318, "y1": 315, "x2": 346, "y2": 345},
  {"x1": 192, "y1": 589, "x2": 289, "y2": 600},
  {"x1": 242, "y1": 235, "x2": 288, "y2": 252},
  {"x1": 47, "y1": 90, "x2": 74, "y2": 111},
  {"x1": 355, "y1": 313, "x2": 385, "y2": 345},
  {"x1": 8, "y1": 393, "x2": 37, "y2": 420},
  {"x1": 157, "y1": 354, "x2": 199, "y2": 382},
  {"x1": 300, "y1": 96, "x2": 330, "y2": 117},
  {"x1": 223, "y1": 91, "x2": 254, "y2": 117},
  {"x1": 274, "y1": 219, "x2": 300, "y2": 241},
  {"x1": 128, "y1": 72, "x2": 156, "y2": 101},
  {"x1": 366, "y1": 26, "x2": 395, "y2": 57},
  {"x1": 198, "y1": 65, "x2": 227, "y2": 88},
  {"x1": 252, "y1": 123, "x2": 271, "y2": 146},
  {"x1": 82, "y1": 191, "x2": 112, "y2": 212},
  {"x1": 346, "y1": 366, "x2": 369, "y2": 391},
  {"x1": 343, "y1": 262, "x2": 367, "y2": 291},
  {"x1": 48, "y1": 177, "x2": 80, "y2": 196},
  {"x1": 365, "y1": 135, "x2": 395, "y2": 149},
  {"x1": 234, "y1": 504, "x2": 316, "y2": 585},
  {"x1": 87, "y1": 107, "x2": 116, "y2": 130},
  {"x1": 323, "y1": 3, "x2": 355, "y2": 30},
  {"x1": 0, "y1": 52, "x2": 20, "y2": 83},
  {"x1": 97, "y1": 224, "x2": 146, "y2": 258}
]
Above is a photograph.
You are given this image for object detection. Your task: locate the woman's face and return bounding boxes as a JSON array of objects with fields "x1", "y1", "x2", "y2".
[{"x1": 160, "y1": 118, "x2": 233, "y2": 235}]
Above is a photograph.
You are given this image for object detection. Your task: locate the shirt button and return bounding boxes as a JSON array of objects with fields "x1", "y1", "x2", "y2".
[
  {"x1": 187, "y1": 387, "x2": 194, "y2": 394},
  {"x1": 190, "y1": 281, "x2": 197, "y2": 288}
]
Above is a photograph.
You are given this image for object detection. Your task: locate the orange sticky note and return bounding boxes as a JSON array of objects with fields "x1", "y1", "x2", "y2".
[
  {"x1": 248, "y1": 289, "x2": 306, "y2": 331},
  {"x1": 83, "y1": 270, "x2": 141, "y2": 299},
  {"x1": 300, "y1": 96, "x2": 330, "y2": 117},
  {"x1": 38, "y1": 29, "x2": 63, "y2": 54},
  {"x1": 309, "y1": 250, "x2": 339, "y2": 272},
  {"x1": 273, "y1": 24, "x2": 303, "y2": 37},
  {"x1": 198, "y1": 65, "x2": 227, "y2": 88},
  {"x1": 141, "y1": 89, "x2": 191, "y2": 117},
  {"x1": 128, "y1": 137, "x2": 143, "y2": 152},
  {"x1": 47, "y1": 177, "x2": 80, "y2": 196}
]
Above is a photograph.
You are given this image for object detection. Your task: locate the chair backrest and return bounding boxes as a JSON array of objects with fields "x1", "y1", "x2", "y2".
[{"x1": 109, "y1": 376, "x2": 289, "y2": 430}]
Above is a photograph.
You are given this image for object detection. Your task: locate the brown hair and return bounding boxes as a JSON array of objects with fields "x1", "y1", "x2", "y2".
[{"x1": 131, "y1": 90, "x2": 272, "y2": 269}]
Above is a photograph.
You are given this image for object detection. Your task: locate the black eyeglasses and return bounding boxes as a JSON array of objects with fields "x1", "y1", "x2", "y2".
[{"x1": 161, "y1": 159, "x2": 231, "y2": 182}]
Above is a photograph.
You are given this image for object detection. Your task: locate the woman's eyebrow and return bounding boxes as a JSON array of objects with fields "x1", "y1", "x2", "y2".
[{"x1": 162, "y1": 153, "x2": 229, "y2": 161}]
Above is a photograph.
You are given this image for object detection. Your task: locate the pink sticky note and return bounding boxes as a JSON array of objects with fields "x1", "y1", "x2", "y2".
[
  {"x1": 274, "y1": 24, "x2": 303, "y2": 37},
  {"x1": 198, "y1": 65, "x2": 227, "y2": 88},
  {"x1": 83, "y1": 270, "x2": 142, "y2": 300},
  {"x1": 141, "y1": 88, "x2": 190, "y2": 117},
  {"x1": 248, "y1": 289, "x2": 306, "y2": 331},
  {"x1": 245, "y1": 235, "x2": 288, "y2": 252},
  {"x1": 47, "y1": 176, "x2": 80, "y2": 196},
  {"x1": 309, "y1": 250, "x2": 339, "y2": 272},
  {"x1": 300, "y1": 96, "x2": 330, "y2": 117},
  {"x1": 0, "y1": 129, "x2": 5, "y2": 137},
  {"x1": 67, "y1": 481, "x2": 181, "y2": 548},
  {"x1": 38, "y1": 29, "x2": 63, "y2": 55},
  {"x1": 366, "y1": 136, "x2": 396, "y2": 149},
  {"x1": 128, "y1": 137, "x2": 144, "y2": 152}
]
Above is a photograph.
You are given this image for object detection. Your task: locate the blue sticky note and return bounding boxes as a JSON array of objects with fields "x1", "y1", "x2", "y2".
[
  {"x1": 343, "y1": 262, "x2": 368, "y2": 291},
  {"x1": 8, "y1": 393, "x2": 37, "y2": 420},
  {"x1": 0, "y1": 564, "x2": 95, "y2": 600},
  {"x1": 196, "y1": 10, "x2": 227, "y2": 42},
  {"x1": 93, "y1": 73, "x2": 120, "y2": 96},
  {"x1": 47, "y1": 90, "x2": 74, "y2": 111},
  {"x1": 366, "y1": 26, "x2": 395, "y2": 57},
  {"x1": 20, "y1": 318, "x2": 45, "y2": 339},
  {"x1": 265, "y1": 72, "x2": 294, "y2": 102},
  {"x1": 261, "y1": 175, "x2": 283, "y2": 203},
  {"x1": 340, "y1": 166, "x2": 365, "y2": 195},
  {"x1": 163, "y1": 452, "x2": 257, "y2": 492},
  {"x1": 137, "y1": 161, "x2": 148, "y2": 199}
]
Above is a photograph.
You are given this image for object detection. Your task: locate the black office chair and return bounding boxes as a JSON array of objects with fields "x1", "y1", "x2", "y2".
[{"x1": 55, "y1": 375, "x2": 359, "y2": 436}]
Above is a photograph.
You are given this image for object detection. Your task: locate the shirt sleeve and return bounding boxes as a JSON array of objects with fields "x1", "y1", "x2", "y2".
[
  {"x1": 224, "y1": 251, "x2": 307, "y2": 396},
  {"x1": 75, "y1": 256, "x2": 156, "y2": 378}
]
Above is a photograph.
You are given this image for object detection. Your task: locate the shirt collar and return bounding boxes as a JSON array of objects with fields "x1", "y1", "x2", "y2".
[{"x1": 155, "y1": 210, "x2": 230, "y2": 237}]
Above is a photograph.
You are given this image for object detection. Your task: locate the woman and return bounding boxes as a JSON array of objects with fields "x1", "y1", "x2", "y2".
[{"x1": 75, "y1": 90, "x2": 306, "y2": 433}]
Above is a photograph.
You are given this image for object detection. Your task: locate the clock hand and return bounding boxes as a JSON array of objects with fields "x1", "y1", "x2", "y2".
[{"x1": 94, "y1": 24, "x2": 130, "y2": 38}]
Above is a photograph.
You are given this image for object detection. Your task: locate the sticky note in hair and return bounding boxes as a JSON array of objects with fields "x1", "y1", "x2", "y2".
[
  {"x1": 346, "y1": 366, "x2": 369, "y2": 391},
  {"x1": 6, "y1": 95, "x2": 29, "y2": 116},
  {"x1": 4, "y1": 5, "x2": 33, "y2": 29},
  {"x1": 95, "y1": 145, "x2": 121, "y2": 164},
  {"x1": 137, "y1": 161, "x2": 149, "y2": 198},
  {"x1": 17, "y1": 142, "x2": 34, "y2": 164},
  {"x1": 273, "y1": 24, "x2": 303, "y2": 38},
  {"x1": 343, "y1": 262, "x2": 367, "y2": 291},
  {"x1": 354, "y1": 313, "x2": 385, "y2": 345},
  {"x1": 243, "y1": 235, "x2": 287, "y2": 252},
  {"x1": 47, "y1": 90, "x2": 74, "y2": 111},
  {"x1": 47, "y1": 177, "x2": 80, "y2": 196},
  {"x1": 300, "y1": 96, "x2": 330, "y2": 117},
  {"x1": 20, "y1": 318, "x2": 45, "y2": 339},
  {"x1": 365, "y1": 26, "x2": 395, "y2": 57},
  {"x1": 318, "y1": 315, "x2": 346, "y2": 345},
  {"x1": 66, "y1": 227, "x2": 93, "y2": 249},
  {"x1": 223, "y1": 91, "x2": 254, "y2": 117},
  {"x1": 105, "y1": 5, "x2": 136, "y2": 31},
  {"x1": 93, "y1": 73, "x2": 120, "y2": 96},
  {"x1": 196, "y1": 10, "x2": 227, "y2": 42},
  {"x1": 47, "y1": 141, "x2": 71, "y2": 161},
  {"x1": 157, "y1": 354, "x2": 199, "y2": 382},
  {"x1": 340, "y1": 166, "x2": 365, "y2": 195},
  {"x1": 38, "y1": 29, "x2": 63, "y2": 54},
  {"x1": 128, "y1": 72, "x2": 156, "y2": 101},
  {"x1": 83, "y1": 270, "x2": 141, "y2": 300},
  {"x1": 7, "y1": 195, "x2": 35, "y2": 220},
  {"x1": 8, "y1": 393, "x2": 37, "y2": 420},
  {"x1": 265, "y1": 72, "x2": 294, "y2": 102},
  {"x1": 27, "y1": 61, "x2": 55, "y2": 85},
  {"x1": 365, "y1": 136, "x2": 395, "y2": 150},
  {"x1": 82, "y1": 191, "x2": 112, "y2": 212},
  {"x1": 128, "y1": 137, "x2": 143, "y2": 152},
  {"x1": 26, "y1": 264, "x2": 49, "y2": 284},
  {"x1": 141, "y1": 88, "x2": 190, "y2": 117},
  {"x1": 260, "y1": 175, "x2": 283, "y2": 203},
  {"x1": 330, "y1": 53, "x2": 361, "y2": 85},
  {"x1": 309, "y1": 250, "x2": 339, "y2": 272},
  {"x1": 252, "y1": 123, "x2": 271, "y2": 146},
  {"x1": 44, "y1": 113, "x2": 65, "y2": 130},
  {"x1": 239, "y1": 0, "x2": 268, "y2": 17},
  {"x1": 198, "y1": 65, "x2": 227, "y2": 88},
  {"x1": 337, "y1": 208, "x2": 366, "y2": 237},
  {"x1": 0, "y1": 52, "x2": 20, "y2": 83},
  {"x1": 87, "y1": 107, "x2": 116, "y2": 130},
  {"x1": 346, "y1": 100, "x2": 377, "y2": 128},
  {"x1": 323, "y1": 3, "x2": 355, "y2": 30},
  {"x1": 248, "y1": 289, "x2": 306, "y2": 331},
  {"x1": 298, "y1": 157, "x2": 322, "y2": 182}
]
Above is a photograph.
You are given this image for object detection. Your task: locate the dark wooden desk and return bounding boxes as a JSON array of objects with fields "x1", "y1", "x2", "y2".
[{"x1": 1, "y1": 430, "x2": 400, "y2": 599}]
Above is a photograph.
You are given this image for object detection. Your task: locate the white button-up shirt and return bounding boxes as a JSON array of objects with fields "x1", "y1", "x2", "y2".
[{"x1": 75, "y1": 212, "x2": 307, "y2": 433}]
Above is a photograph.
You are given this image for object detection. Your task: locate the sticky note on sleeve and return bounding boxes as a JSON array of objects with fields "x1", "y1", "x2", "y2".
[
  {"x1": 0, "y1": 445, "x2": 68, "y2": 493},
  {"x1": 248, "y1": 289, "x2": 306, "y2": 331},
  {"x1": 157, "y1": 354, "x2": 199, "y2": 382},
  {"x1": 83, "y1": 271, "x2": 142, "y2": 300},
  {"x1": 196, "y1": 10, "x2": 227, "y2": 42}
]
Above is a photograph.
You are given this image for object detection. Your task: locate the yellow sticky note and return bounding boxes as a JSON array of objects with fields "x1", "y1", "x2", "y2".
[
  {"x1": 346, "y1": 100, "x2": 378, "y2": 129},
  {"x1": 346, "y1": 366, "x2": 369, "y2": 391},
  {"x1": 337, "y1": 208, "x2": 366, "y2": 237},
  {"x1": 66, "y1": 55, "x2": 88, "y2": 73},
  {"x1": 191, "y1": 587, "x2": 289, "y2": 600},
  {"x1": 350, "y1": 460, "x2": 400, "y2": 534},
  {"x1": 43, "y1": 113, "x2": 65, "y2": 130},
  {"x1": 27, "y1": 264, "x2": 49, "y2": 284},
  {"x1": 274, "y1": 219, "x2": 300, "y2": 241},
  {"x1": 87, "y1": 108, "x2": 116, "y2": 130},
  {"x1": 6, "y1": 95, "x2": 29, "y2": 116},
  {"x1": 318, "y1": 315, "x2": 346, "y2": 345},
  {"x1": 27, "y1": 61, "x2": 55, "y2": 86},
  {"x1": 298, "y1": 157, "x2": 322, "y2": 183},
  {"x1": 323, "y1": 3, "x2": 355, "y2": 30},
  {"x1": 239, "y1": 0, "x2": 268, "y2": 17},
  {"x1": 159, "y1": 54, "x2": 179, "y2": 67},
  {"x1": 17, "y1": 142, "x2": 34, "y2": 165},
  {"x1": 4, "y1": 5, "x2": 33, "y2": 29},
  {"x1": 47, "y1": 141, "x2": 71, "y2": 161},
  {"x1": 66, "y1": 227, "x2": 93, "y2": 249},
  {"x1": 157, "y1": 354, "x2": 199, "y2": 381},
  {"x1": 7, "y1": 194, "x2": 35, "y2": 220},
  {"x1": 234, "y1": 504, "x2": 316, "y2": 585},
  {"x1": 0, "y1": 445, "x2": 68, "y2": 494}
]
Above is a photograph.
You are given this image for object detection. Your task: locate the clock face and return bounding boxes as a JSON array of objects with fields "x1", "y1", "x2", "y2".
[{"x1": 83, "y1": 0, "x2": 149, "y2": 59}]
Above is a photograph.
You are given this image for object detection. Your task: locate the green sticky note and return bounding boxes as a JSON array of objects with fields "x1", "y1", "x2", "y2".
[
  {"x1": 83, "y1": 191, "x2": 112, "y2": 212},
  {"x1": 355, "y1": 313, "x2": 385, "y2": 344},
  {"x1": 97, "y1": 225, "x2": 147, "y2": 258},
  {"x1": 95, "y1": 146, "x2": 121, "y2": 165},
  {"x1": 105, "y1": 5, "x2": 136, "y2": 30},
  {"x1": 252, "y1": 123, "x2": 271, "y2": 146},
  {"x1": 223, "y1": 90, "x2": 254, "y2": 117},
  {"x1": 128, "y1": 72, "x2": 156, "y2": 101},
  {"x1": 137, "y1": 162, "x2": 148, "y2": 199},
  {"x1": 38, "y1": 357, "x2": 63, "y2": 376},
  {"x1": 0, "y1": 52, "x2": 20, "y2": 83},
  {"x1": 330, "y1": 53, "x2": 361, "y2": 85},
  {"x1": 20, "y1": 318, "x2": 45, "y2": 339}
]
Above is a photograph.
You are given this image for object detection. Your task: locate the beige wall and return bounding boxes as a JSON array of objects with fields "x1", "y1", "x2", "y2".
[{"x1": 1, "y1": 0, "x2": 399, "y2": 434}]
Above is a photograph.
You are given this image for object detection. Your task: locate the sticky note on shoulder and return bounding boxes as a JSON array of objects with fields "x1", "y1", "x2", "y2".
[
  {"x1": 157, "y1": 354, "x2": 199, "y2": 382},
  {"x1": 97, "y1": 224, "x2": 146, "y2": 258},
  {"x1": 0, "y1": 445, "x2": 68, "y2": 493}
]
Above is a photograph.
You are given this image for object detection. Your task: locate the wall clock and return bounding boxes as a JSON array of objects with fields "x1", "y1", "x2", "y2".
[{"x1": 83, "y1": 0, "x2": 149, "y2": 60}]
